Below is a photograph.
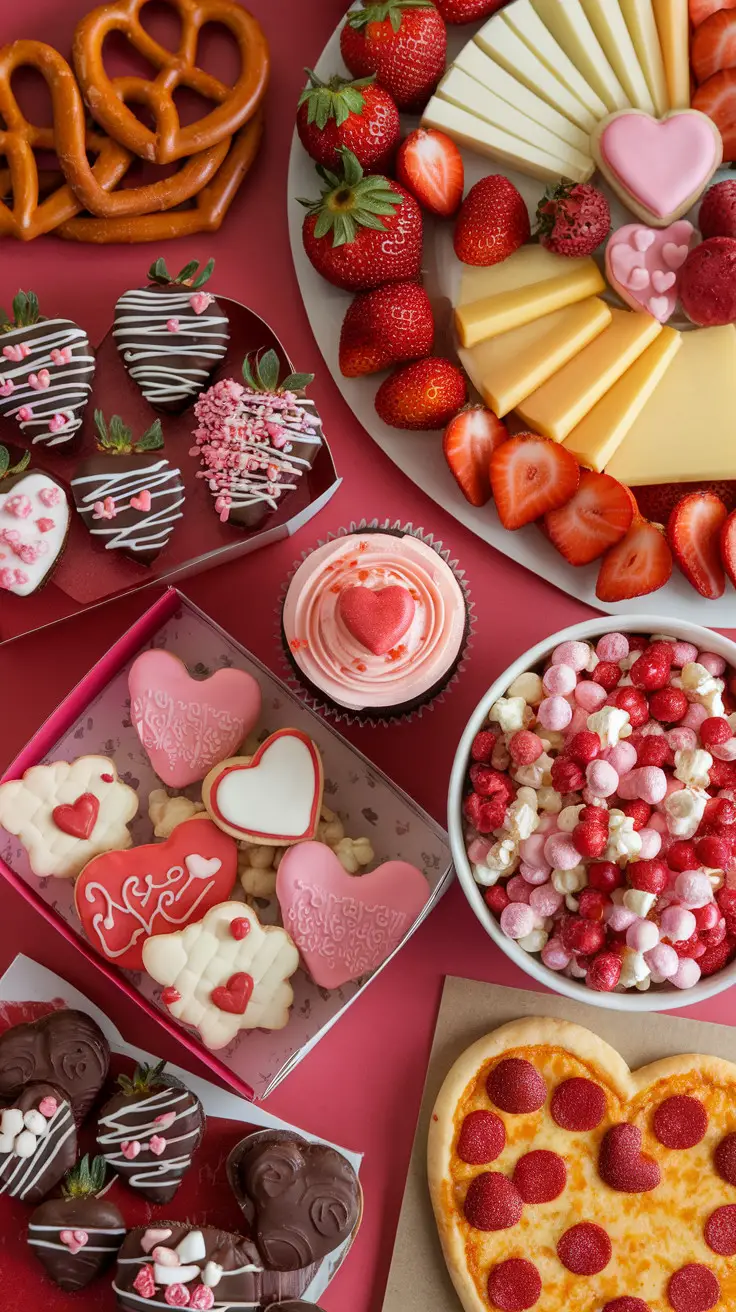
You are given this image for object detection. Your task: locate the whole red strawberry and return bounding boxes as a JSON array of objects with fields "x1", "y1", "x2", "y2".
[
  {"x1": 454, "y1": 175, "x2": 530, "y2": 266},
  {"x1": 699, "y1": 179, "x2": 736, "y2": 238},
  {"x1": 296, "y1": 69, "x2": 400, "y2": 172},
  {"x1": 375, "y1": 357, "x2": 467, "y2": 429},
  {"x1": 300, "y1": 147, "x2": 423, "y2": 291},
  {"x1": 340, "y1": 0, "x2": 447, "y2": 112},
  {"x1": 536, "y1": 181, "x2": 611, "y2": 257},
  {"x1": 339, "y1": 281, "x2": 434, "y2": 376},
  {"x1": 434, "y1": 0, "x2": 505, "y2": 20}
]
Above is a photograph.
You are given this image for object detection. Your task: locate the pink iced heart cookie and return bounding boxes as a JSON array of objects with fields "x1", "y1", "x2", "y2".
[
  {"x1": 276, "y1": 840, "x2": 430, "y2": 988},
  {"x1": 338, "y1": 584, "x2": 415, "y2": 656},
  {"x1": 606, "y1": 221, "x2": 697, "y2": 322},
  {"x1": 128, "y1": 649, "x2": 262, "y2": 787},
  {"x1": 203, "y1": 728, "x2": 324, "y2": 845},
  {"x1": 594, "y1": 110, "x2": 723, "y2": 226}
]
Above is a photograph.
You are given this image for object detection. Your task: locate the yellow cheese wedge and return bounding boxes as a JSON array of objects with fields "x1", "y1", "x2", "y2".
[
  {"x1": 456, "y1": 262, "x2": 606, "y2": 349},
  {"x1": 607, "y1": 327, "x2": 736, "y2": 484},
  {"x1": 652, "y1": 0, "x2": 690, "y2": 108},
  {"x1": 460, "y1": 298, "x2": 612, "y2": 417},
  {"x1": 531, "y1": 0, "x2": 630, "y2": 112},
  {"x1": 421, "y1": 97, "x2": 594, "y2": 184},
  {"x1": 515, "y1": 308, "x2": 662, "y2": 441},
  {"x1": 475, "y1": 16, "x2": 596, "y2": 131},
  {"x1": 500, "y1": 0, "x2": 608, "y2": 120},
  {"x1": 619, "y1": 0, "x2": 670, "y2": 114},
  {"x1": 579, "y1": 0, "x2": 656, "y2": 113},
  {"x1": 452, "y1": 45, "x2": 592, "y2": 154},
  {"x1": 563, "y1": 326, "x2": 681, "y2": 470},
  {"x1": 438, "y1": 68, "x2": 594, "y2": 175},
  {"x1": 457, "y1": 245, "x2": 590, "y2": 308}
]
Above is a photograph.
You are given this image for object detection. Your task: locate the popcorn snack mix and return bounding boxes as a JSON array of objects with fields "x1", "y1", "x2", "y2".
[{"x1": 462, "y1": 631, "x2": 736, "y2": 994}]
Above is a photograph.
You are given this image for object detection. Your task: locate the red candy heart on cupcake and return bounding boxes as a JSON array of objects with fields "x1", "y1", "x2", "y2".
[{"x1": 338, "y1": 585, "x2": 415, "y2": 656}]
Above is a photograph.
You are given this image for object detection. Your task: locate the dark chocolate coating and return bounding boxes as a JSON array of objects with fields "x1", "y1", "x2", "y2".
[
  {"x1": 227, "y1": 1130, "x2": 361, "y2": 1271},
  {"x1": 114, "y1": 282, "x2": 230, "y2": 414},
  {"x1": 29, "y1": 1193, "x2": 126, "y2": 1290},
  {"x1": 71, "y1": 452, "x2": 185, "y2": 565},
  {"x1": 0, "y1": 1008, "x2": 109, "y2": 1122},
  {"x1": 271, "y1": 1304, "x2": 327, "y2": 1311},
  {"x1": 96, "y1": 1076, "x2": 204, "y2": 1204},
  {"x1": 0, "y1": 1082, "x2": 76, "y2": 1204},
  {"x1": 0, "y1": 315, "x2": 94, "y2": 450}
]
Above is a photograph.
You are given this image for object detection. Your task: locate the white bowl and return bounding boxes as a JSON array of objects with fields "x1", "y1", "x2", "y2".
[{"x1": 449, "y1": 614, "x2": 736, "y2": 1011}]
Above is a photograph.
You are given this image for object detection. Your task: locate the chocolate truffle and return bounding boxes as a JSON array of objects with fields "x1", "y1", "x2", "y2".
[{"x1": 0, "y1": 1007, "x2": 109, "y2": 1122}]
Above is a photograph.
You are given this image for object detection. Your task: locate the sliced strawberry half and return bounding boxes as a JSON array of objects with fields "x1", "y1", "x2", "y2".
[
  {"x1": 693, "y1": 69, "x2": 736, "y2": 160},
  {"x1": 721, "y1": 508, "x2": 736, "y2": 586},
  {"x1": 635, "y1": 479, "x2": 736, "y2": 522},
  {"x1": 490, "y1": 433, "x2": 579, "y2": 530},
  {"x1": 596, "y1": 518, "x2": 673, "y2": 602},
  {"x1": 544, "y1": 470, "x2": 634, "y2": 566},
  {"x1": 693, "y1": 9, "x2": 736, "y2": 81},
  {"x1": 443, "y1": 405, "x2": 508, "y2": 507},
  {"x1": 396, "y1": 128, "x2": 464, "y2": 218},
  {"x1": 691, "y1": 0, "x2": 736, "y2": 25},
  {"x1": 667, "y1": 491, "x2": 728, "y2": 598}
]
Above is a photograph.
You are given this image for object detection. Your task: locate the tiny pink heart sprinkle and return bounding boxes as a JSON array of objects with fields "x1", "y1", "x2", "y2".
[
  {"x1": 154, "y1": 1112, "x2": 177, "y2": 1128},
  {"x1": 634, "y1": 229, "x2": 656, "y2": 252},
  {"x1": 148, "y1": 1134, "x2": 166, "y2": 1156},
  {"x1": 130, "y1": 490, "x2": 152, "y2": 512},
  {"x1": 189, "y1": 292, "x2": 213, "y2": 315},
  {"x1": 166, "y1": 319, "x2": 180, "y2": 333},
  {"x1": 152, "y1": 1246, "x2": 180, "y2": 1267},
  {"x1": 38, "y1": 1096, "x2": 58, "y2": 1117},
  {"x1": 652, "y1": 269, "x2": 677, "y2": 293},
  {"x1": 18, "y1": 406, "x2": 33, "y2": 422},
  {"x1": 48, "y1": 414, "x2": 66, "y2": 434},
  {"x1": 662, "y1": 242, "x2": 689, "y2": 270},
  {"x1": 628, "y1": 267, "x2": 650, "y2": 290},
  {"x1": 649, "y1": 296, "x2": 670, "y2": 319},
  {"x1": 0, "y1": 379, "x2": 14, "y2": 397},
  {"x1": 28, "y1": 374, "x2": 40, "y2": 390},
  {"x1": 121, "y1": 1139, "x2": 141, "y2": 1160},
  {"x1": 73, "y1": 1231, "x2": 88, "y2": 1247},
  {"x1": 36, "y1": 518, "x2": 55, "y2": 533}
]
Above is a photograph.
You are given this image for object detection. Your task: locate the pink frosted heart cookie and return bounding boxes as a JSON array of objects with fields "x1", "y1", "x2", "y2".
[
  {"x1": 276, "y1": 840, "x2": 430, "y2": 988},
  {"x1": 128, "y1": 650, "x2": 262, "y2": 788},
  {"x1": 605, "y1": 221, "x2": 697, "y2": 322},
  {"x1": 592, "y1": 110, "x2": 723, "y2": 227},
  {"x1": 202, "y1": 728, "x2": 324, "y2": 845}
]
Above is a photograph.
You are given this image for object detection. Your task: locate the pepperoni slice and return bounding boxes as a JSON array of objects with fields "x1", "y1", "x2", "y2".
[
  {"x1": 714, "y1": 1132, "x2": 736, "y2": 1185},
  {"x1": 705, "y1": 1204, "x2": 736, "y2": 1255},
  {"x1": 667, "y1": 1265, "x2": 720, "y2": 1312},
  {"x1": 551, "y1": 1077, "x2": 607, "y2": 1132},
  {"x1": 463, "y1": 1172, "x2": 523, "y2": 1231},
  {"x1": 653, "y1": 1096, "x2": 708, "y2": 1149},
  {"x1": 557, "y1": 1222, "x2": 612, "y2": 1275},
  {"x1": 512, "y1": 1149, "x2": 567, "y2": 1203},
  {"x1": 457, "y1": 1110, "x2": 506, "y2": 1165},
  {"x1": 487, "y1": 1058, "x2": 546, "y2": 1115},
  {"x1": 603, "y1": 1301, "x2": 651, "y2": 1312},
  {"x1": 487, "y1": 1258, "x2": 542, "y2": 1311},
  {"x1": 598, "y1": 1124, "x2": 661, "y2": 1193}
]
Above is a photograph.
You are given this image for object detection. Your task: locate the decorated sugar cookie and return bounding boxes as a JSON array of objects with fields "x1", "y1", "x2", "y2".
[
  {"x1": 142, "y1": 901, "x2": 300, "y2": 1048},
  {"x1": 0, "y1": 458, "x2": 70, "y2": 596},
  {"x1": 0, "y1": 755, "x2": 138, "y2": 879},
  {"x1": 203, "y1": 728, "x2": 324, "y2": 846},
  {"x1": 592, "y1": 110, "x2": 723, "y2": 227},
  {"x1": 28, "y1": 1155, "x2": 125, "y2": 1291},
  {"x1": 128, "y1": 649, "x2": 262, "y2": 787},
  {"x1": 0, "y1": 1083, "x2": 76, "y2": 1203},
  {"x1": 605, "y1": 220, "x2": 698, "y2": 323},
  {"x1": 0, "y1": 290, "x2": 95, "y2": 447},
  {"x1": 75, "y1": 817, "x2": 238, "y2": 971},
  {"x1": 96, "y1": 1059, "x2": 204, "y2": 1204}
]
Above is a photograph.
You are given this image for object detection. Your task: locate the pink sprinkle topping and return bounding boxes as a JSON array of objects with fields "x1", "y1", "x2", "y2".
[
  {"x1": 0, "y1": 567, "x2": 29, "y2": 590},
  {"x1": 36, "y1": 518, "x2": 55, "y2": 533},
  {"x1": 4, "y1": 495, "x2": 32, "y2": 519},
  {"x1": 164, "y1": 1286, "x2": 191, "y2": 1308},
  {"x1": 50, "y1": 347, "x2": 73, "y2": 366},
  {"x1": 0, "y1": 529, "x2": 47, "y2": 564},
  {"x1": 166, "y1": 318, "x2": 180, "y2": 333},
  {"x1": 190, "y1": 291, "x2": 214, "y2": 315},
  {"x1": 39, "y1": 486, "x2": 61, "y2": 507},
  {"x1": 133, "y1": 1265, "x2": 156, "y2": 1299},
  {"x1": 92, "y1": 496, "x2": 117, "y2": 521},
  {"x1": 154, "y1": 1112, "x2": 177, "y2": 1129},
  {"x1": 18, "y1": 406, "x2": 33, "y2": 422},
  {"x1": 28, "y1": 370, "x2": 50, "y2": 390},
  {"x1": 121, "y1": 1139, "x2": 141, "y2": 1160},
  {"x1": 190, "y1": 1288, "x2": 214, "y2": 1310},
  {"x1": 48, "y1": 413, "x2": 66, "y2": 434},
  {"x1": 0, "y1": 379, "x2": 14, "y2": 397},
  {"x1": 3, "y1": 342, "x2": 30, "y2": 362},
  {"x1": 38, "y1": 1096, "x2": 58, "y2": 1117}
]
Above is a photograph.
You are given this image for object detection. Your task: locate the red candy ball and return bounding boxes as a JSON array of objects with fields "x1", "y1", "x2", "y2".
[
  {"x1": 471, "y1": 730, "x2": 497, "y2": 763},
  {"x1": 485, "y1": 885, "x2": 510, "y2": 917},
  {"x1": 588, "y1": 862, "x2": 624, "y2": 894},
  {"x1": 578, "y1": 888, "x2": 610, "y2": 922},
  {"x1": 668, "y1": 840, "x2": 699, "y2": 872},
  {"x1": 700, "y1": 716, "x2": 732, "y2": 747},
  {"x1": 463, "y1": 792, "x2": 506, "y2": 834},
  {"x1": 573, "y1": 822, "x2": 608, "y2": 859},
  {"x1": 696, "y1": 836, "x2": 730, "y2": 868},
  {"x1": 508, "y1": 730, "x2": 544, "y2": 765},
  {"x1": 620, "y1": 800, "x2": 652, "y2": 830},
  {"x1": 630, "y1": 654, "x2": 669, "y2": 690},
  {"x1": 629, "y1": 859, "x2": 669, "y2": 895},
  {"x1": 569, "y1": 731, "x2": 600, "y2": 764},
  {"x1": 649, "y1": 686, "x2": 688, "y2": 723},
  {"x1": 587, "y1": 952, "x2": 623, "y2": 992},
  {"x1": 646, "y1": 641, "x2": 675, "y2": 666},
  {"x1": 551, "y1": 756, "x2": 585, "y2": 793},
  {"x1": 614, "y1": 687, "x2": 650, "y2": 727},
  {"x1": 560, "y1": 916, "x2": 605, "y2": 956},
  {"x1": 635, "y1": 736, "x2": 673, "y2": 769},
  {"x1": 593, "y1": 661, "x2": 622, "y2": 690}
]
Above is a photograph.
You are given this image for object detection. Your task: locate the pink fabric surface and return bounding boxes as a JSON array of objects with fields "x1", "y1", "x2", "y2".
[{"x1": 1, "y1": 2, "x2": 736, "y2": 1309}]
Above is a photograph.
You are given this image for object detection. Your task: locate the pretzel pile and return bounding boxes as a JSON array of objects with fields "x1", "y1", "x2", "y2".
[{"x1": 0, "y1": 0, "x2": 269, "y2": 243}]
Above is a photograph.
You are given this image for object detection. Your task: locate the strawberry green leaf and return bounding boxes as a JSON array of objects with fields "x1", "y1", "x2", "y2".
[
  {"x1": 175, "y1": 260, "x2": 200, "y2": 286},
  {"x1": 0, "y1": 446, "x2": 8, "y2": 479},
  {"x1": 148, "y1": 258, "x2": 172, "y2": 285},
  {"x1": 257, "y1": 349, "x2": 280, "y2": 392},
  {"x1": 11, "y1": 291, "x2": 40, "y2": 328},
  {"x1": 63, "y1": 1154, "x2": 108, "y2": 1200},
  {"x1": 281, "y1": 371, "x2": 314, "y2": 393},
  {"x1": 301, "y1": 148, "x2": 402, "y2": 249},
  {"x1": 347, "y1": 0, "x2": 434, "y2": 29},
  {"x1": 191, "y1": 258, "x2": 215, "y2": 290},
  {"x1": 242, "y1": 354, "x2": 258, "y2": 389},
  {"x1": 298, "y1": 69, "x2": 373, "y2": 131},
  {"x1": 134, "y1": 419, "x2": 165, "y2": 451}
]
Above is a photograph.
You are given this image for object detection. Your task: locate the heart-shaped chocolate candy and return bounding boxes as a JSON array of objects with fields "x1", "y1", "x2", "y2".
[{"x1": 0, "y1": 1008, "x2": 109, "y2": 1123}]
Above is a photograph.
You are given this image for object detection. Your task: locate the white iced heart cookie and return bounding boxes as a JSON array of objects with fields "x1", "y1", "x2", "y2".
[
  {"x1": 592, "y1": 110, "x2": 723, "y2": 227},
  {"x1": 0, "y1": 755, "x2": 138, "y2": 879},
  {"x1": 202, "y1": 728, "x2": 324, "y2": 846},
  {"x1": 142, "y1": 901, "x2": 300, "y2": 1049}
]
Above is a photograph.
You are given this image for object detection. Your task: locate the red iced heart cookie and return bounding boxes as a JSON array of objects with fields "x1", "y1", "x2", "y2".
[
  {"x1": 203, "y1": 728, "x2": 324, "y2": 845},
  {"x1": 211, "y1": 972, "x2": 253, "y2": 1014},
  {"x1": 598, "y1": 1123, "x2": 661, "y2": 1193},
  {"x1": 52, "y1": 793, "x2": 100, "y2": 840},
  {"x1": 338, "y1": 584, "x2": 415, "y2": 656}
]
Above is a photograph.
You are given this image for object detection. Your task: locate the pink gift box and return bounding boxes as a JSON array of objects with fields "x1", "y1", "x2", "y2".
[{"x1": 0, "y1": 587, "x2": 452, "y2": 1100}]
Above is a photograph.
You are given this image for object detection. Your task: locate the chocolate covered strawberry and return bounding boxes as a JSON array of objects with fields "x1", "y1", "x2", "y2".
[
  {"x1": 297, "y1": 70, "x2": 400, "y2": 171},
  {"x1": 96, "y1": 1059, "x2": 204, "y2": 1205},
  {"x1": 0, "y1": 290, "x2": 95, "y2": 450},
  {"x1": 340, "y1": 0, "x2": 446, "y2": 111},
  {"x1": 339, "y1": 281, "x2": 434, "y2": 375},
  {"x1": 28, "y1": 1155, "x2": 125, "y2": 1292}
]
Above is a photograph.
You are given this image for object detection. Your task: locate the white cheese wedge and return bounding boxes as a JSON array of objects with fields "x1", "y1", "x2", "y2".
[
  {"x1": 452, "y1": 44, "x2": 592, "y2": 154},
  {"x1": 457, "y1": 245, "x2": 590, "y2": 308},
  {"x1": 475, "y1": 16, "x2": 596, "y2": 131},
  {"x1": 620, "y1": 0, "x2": 670, "y2": 114},
  {"x1": 531, "y1": 0, "x2": 630, "y2": 112},
  {"x1": 652, "y1": 0, "x2": 690, "y2": 108},
  {"x1": 501, "y1": 0, "x2": 608, "y2": 120},
  {"x1": 421, "y1": 97, "x2": 594, "y2": 184},
  {"x1": 438, "y1": 68, "x2": 593, "y2": 175},
  {"x1": 607, "y1": 327, "x2": 736, "y2": 484},
  {"x1": 579, "y1": 0, "x2": 656, "y2": 112}
]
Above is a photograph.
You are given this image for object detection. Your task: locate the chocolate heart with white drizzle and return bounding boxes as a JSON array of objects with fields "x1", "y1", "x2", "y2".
[
  {"x1": 96, "y1": 1059, "x2": 204, "y2": 1204},
  {"x1": 113, "y1": 257, "x2": 230, "y2": 413},
  {"x1": 28, "y1": 1154, "x2": 125, "y2": 1291},
  {"x1": 0, "y1": 290, "x2": 95, "y2": 449}
]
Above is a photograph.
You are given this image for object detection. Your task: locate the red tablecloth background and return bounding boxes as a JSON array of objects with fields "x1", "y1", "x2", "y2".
[{"x1": 1, "y1": 3, "x2": 735, "y2": 1308}]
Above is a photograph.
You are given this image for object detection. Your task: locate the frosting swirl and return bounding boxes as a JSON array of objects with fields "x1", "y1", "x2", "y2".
[{"x1": 282, "y1": 533, "x2": 466, "y2": 711}]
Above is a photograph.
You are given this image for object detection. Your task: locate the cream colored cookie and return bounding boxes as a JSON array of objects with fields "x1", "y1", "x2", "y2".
[
  {"x1": 203, "y1": 728, "x2": 324, "y2": 846},
  {"x1": 592, "y1": 108, "x2": 723, "y2": 226}
]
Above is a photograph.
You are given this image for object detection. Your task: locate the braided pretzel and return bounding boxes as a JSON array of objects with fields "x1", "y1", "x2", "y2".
[{"x1": 72, "y1": 0, "x2": 269, "y2": 164}]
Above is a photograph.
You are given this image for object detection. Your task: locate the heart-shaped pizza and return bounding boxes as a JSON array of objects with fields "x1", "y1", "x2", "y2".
[{"x1": 429, "y1": 1018, "x2": 736, "y2": 1312}]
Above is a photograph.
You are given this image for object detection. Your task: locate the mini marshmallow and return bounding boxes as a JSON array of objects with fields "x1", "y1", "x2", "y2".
[
  {"x1": 602, "y1": 741, "x2": 638, "y2": 775},
  {"x1": 557, "y1": 804, "x2": 584, "y2": 832},
  {"x1": 586, "y1": 759, "x2": 619, "y2": 798},
  {"x1": 14, "y1": 1130, "x2": 37, "y2": 1159},
  {"x1": 607, "y1": 905, "x2": 638, "y2": 932},
  {"x1": 626, "y1": 918, "x2": 660, "y2": 953},
  {"x1": 672, "y1": 641, "x2": 699, "y2": 667},
  {"x1": 587, "y1": 705, "x2": 632, "y2": 749},
  {"x1": 596, "y1": 632, "x2": 629, "y2": 662},
  {"x1": 568, "y1": 957, "x2": 589, "y2": 978},
  {"x1": 671, "y1": 958, "x2": 701, "y2": 989},
  {"x1": 517, "y1": 928, "x2": 549, "y2": 953},
  {"x1": 504, "y1": 798, "x2": 539, "y2": 843},
  {"x1": 512, "y1": 752, "x2": 554, "y2": 789},
  {"x1": 675, "y1": 748, "x2": 714, "y2": 790},
  {"x1": 519, "y1": 862, "x2": 550, "y2": 886},
  {"x1": 506, "y1": 671, "x2": 544, "y2": 704},
  {"x1": 506, "y1": 875, "x2": 532, "y2": 904},
  {"x1": 544, "y1": 833, "x2": 581, "y2": 870},
  {"x1": 623, "y1": 888, "x2": 657, "y2": 917},
  {"x1": 635, "y1": 766, "x2": 668, "y2": 805},
  {"x1": 679, "y1": 662, "x2": 725, "y2": 717},
  {"x1": 660, "y1": 905, "x2": 697, "y2": 941},
  {"x1": 698, "y1": 651, "x2": 727, "y2": 677},
  {"x1": 23, "y1": 1110, "x2": 48, "y2": 1137},
  {"x1": 0, "y1": 1133, "x2": 14, "y2": 1155},
  {"x1": 538, "y1": 696, "x2": 573, "y2": 731},
  {"x1": 645, "y1": 942, "x2": 679, "y2": 979},
  {"x1": 500, "y1": 903, "x2": 536, "y2": 940},
  {"x1": 543, "y1": 663, "x2": 577, "y2": 696},
  {"x1": 530, "y1": 883, "x2": 564, "y2": 917},
  {"x1": 542, "y1": 937, "x2": 571, "y2": 970},
  {"x1": 551, "y1": 640, "x2": 591, "y2": 670},
  {"x1": 473, "y1": 863, "x2": 500, "y2": 888},
  {"x1": 638, "y1": 828, "x2": 662, "y2": 859},
  {"x1": 674, "y1": 870, "x2": 714, "y2": 909},
  {"x1": 575, "y1": 681, "x2": 608, "y2": 712},
  {"x1": 1, "y1": 1109, "x2": 23, "y2": 1138},
  {"x1": 488, "y1": 696, "x2": 528, "y2": 734}
]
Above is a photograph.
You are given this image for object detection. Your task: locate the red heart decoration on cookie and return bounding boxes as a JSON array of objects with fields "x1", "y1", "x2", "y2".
[
  {"x1": 211, "y1": 972, "x2": 253, "y2": 1015},
  {"x1": 204, "y1": 728, "x2": 323, "y2": 844},
  {"x1": 598, "y1": 1123, "x2": 661, "y2": 1193},
  {"x1": 52, "y1": 793, "x2": 100, "y2": 840},
  {"x1": 338, "y1": 585, "x2": 415, "y2": 656}
]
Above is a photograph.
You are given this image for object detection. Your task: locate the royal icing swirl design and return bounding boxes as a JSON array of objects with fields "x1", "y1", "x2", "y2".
[
  {"x1": 0, "y1": 1091, "x2": 75, "y2": 1202},
  {"x1": 131, "y1": 692, "x2": 247, "y2": 776},
  {"x1": 114, "y1": 289, "x2": 230, "y2": 409},
  {"x1": 97, "y1": 1086, "x2": 201, "y2": 1195},
  {"x1": 82, "y1": 858, "x2": 223, "y2": 959},
  {"x1": 71, "y1": 457, "x2": 184, "y2": 562},
  {"x1": 0, "y1": 471, "x2": 69, "y2": 595},
  {"x1": 0, "y1": 319, "x2": 95, "y2": 445},
  {"x1": 282, "y1": 533, "x2": 467, "y2": 712}
]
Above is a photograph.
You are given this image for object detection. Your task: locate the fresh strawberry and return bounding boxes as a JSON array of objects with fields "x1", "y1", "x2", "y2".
[
  {"x1": 544, "y1": 470, "x2": 634, "y2": 566},
  {"x1": 680, "y1": 236, "x2": 736, "y2": 326},
  {"x1": 693, "y1": 69, "x2": 736, "y2": 161},
  {"x1": 700, "y1": 179, "x2": 736, "y2": 237},
  {"x1": 340, "y1": 0, "x2": 447, "y2": 111},
  {"x1": 375, "y1": 357, "x2": 467, "y2": 429},
  {"x1": 692, "y1": 9, "x2": 736, "y2": 81},
  {"x1": 722, "y1": 508, "x2": 736, "y2": 586},
  {"x1": 339, "y1": 281, "x2": 433, "y2": 376},
  {"x1": 635, "y1": 479, "x2": 736, "y2": 522},
  {"x1": 443, "y1": 405, "x2": 508, "y2": 506},
  {"x1": 300, "y1": 147, "x2": 422, "y2": 291},
  {"x1": 434, "y1": 0, "x2": 506, "y2": 20},
  {"x1": 535, "y1": 181, "x2": 610, "y2": 258},
  {"x1": 396, "y1": 128, "x2": 464, "y2": 217},
  {"x1": 454, "y1": 175, "x2": 530, "y2": 266},
  {"x1": 596, "y1": 518, "x2": 673, "y2": 602},
  {"x1": 667, "y1": 491, "x2": 728, "y2": 598},
  {"x1": 691, "y1": 0, "x2": 736, "y2": 25},
  {"x1": 489, "y1": 434, "x2": 579, "y2": 530},
  {"x1": 296, "y1": 70, "x2": 400, "y2": 172}
]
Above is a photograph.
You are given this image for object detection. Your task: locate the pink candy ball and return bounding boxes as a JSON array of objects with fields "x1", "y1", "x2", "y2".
[
  {"x1": 602, "y1": 741, "x2": 638, "y2": 775},
  {"x1": 538, "y1": 695, "x2": 573, "y2": 731},
  {"x1": 660, "y1": 905, "x2": 697, "y2": 940},
  {"x1": 586, "y1": 759, "x2": 619, "y2": 798},
  {"x1": 607, "y1": 906, "x2": 638, "y2": 932},
  {"x1": 682, "y1": 703, "x2": 708, "y2": 730},
  {"x1": 674, "y1": 872, "x2": 713, "y2": 909},
  {"x1": 672, "y1": 641, "x2": 699, "y2": 668},
  {"x1": 519, "y1": 833, "x2": 548, "y2": 867},
  {"x1": 566, "y1": 706, "x2": 591, "y2": 739},
  {"x1": 519, "y1": 862, "x2": 551, "y2": 886},
  {"x1": 638, "y1": 828, "x2": 662, "y2": 859},
  {"x1": 713, "y1": 739, "x2": 736, "y2": 762},
  {"x1": 552, "y1": 640, "x2": 590, "y2": 671},
  {"x1": 506, "y1": 875, "x2": 532, "y2": 904},
  {"x1": 667, "y1": 727, "x2": 698, "y2": 753},
  {"x1": 500, "y1": 903, "x2": 536, "y2": 940},
  {"x1": 616, "y1": 771, "x2": 640, "y2": 801},
  {"x1": 467, "y1": 838, "x2": 492, "y2": 863},
  {"x1": 626, "y1": 918, "x2": 660, "y2": 953},
  {"x1": 635, "y1": 766, "x2": 668, "y2": 805},
  {"x1": 645, "y1": 942, "x2": 679, "y2": 979},
  {"x1": 575, "y1": 681, "x2": 608, "y2": 712},
  {"x1": 530, "y1": 883, "x2": 564, "y2": 917},
  {"x1": 543, "y1": 662, "x2": 577, "y2": 696},
  {"x1": 648, "y1": 812, "x2": 669, "y2": 834},
  {"x1": 671, "y1": 957, "x2": 702, "y2": 989},
  {"x1": 541, "y1": 937, "x2": 571, "y2": 971},
  {"x1": 596, "y1": 632, "x2": 629, "y2": 662},
  {"x1": 698, "y1": 651, "x2": 726, "y2": 676},
  {"x1": 544, "y1": 833, "x2": 581, "y2": 871}
]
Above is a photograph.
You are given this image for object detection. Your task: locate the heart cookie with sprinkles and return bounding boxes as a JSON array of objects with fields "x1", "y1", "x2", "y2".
[{"x1": 429, "y1": 1018, "x2": 736, "y2": 1312}]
